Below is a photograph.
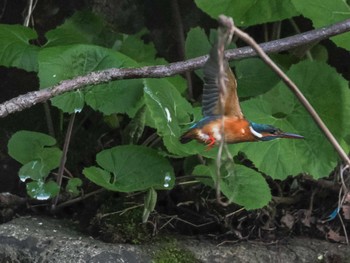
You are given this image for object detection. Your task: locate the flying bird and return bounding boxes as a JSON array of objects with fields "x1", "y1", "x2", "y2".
[{"x1": 180, "y1": 44, "x2": 304, "y2": 148}]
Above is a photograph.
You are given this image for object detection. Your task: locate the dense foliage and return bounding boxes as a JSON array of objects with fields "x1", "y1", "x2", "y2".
[{"x1": 1, "y1": 1, "x2": 350, "y2": 216}]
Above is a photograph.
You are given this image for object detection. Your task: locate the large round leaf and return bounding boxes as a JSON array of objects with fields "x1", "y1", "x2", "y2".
[
  {"x1": 234, "y1": 60, "x2": 350, "y2": 179},
  {"x1": 38, "y1": 44, "x2": 142, "y2": 115},
  {"x1": 0, "y1": 24, "x2": 39, "y2": 72},
  {"x1": 291, "y1": 0, "x2": 350, "y2": 50},
  {"x1": 194, "y1": 163, "x2": 271, "y2": 210},
  {"x1": 8, "y1": 130, "x2": 61, "y2": 168},
  {"x1": 195, "y1": 0, "x2": 299, "y2": 27},
  {"x1": 83, "y1": 145, "x2": 175, "y2": 192}
]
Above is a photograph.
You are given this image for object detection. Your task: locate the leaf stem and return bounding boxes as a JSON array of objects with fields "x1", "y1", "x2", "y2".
[
  {"x1": 51, "y1": 113, "x2": 76, "y2": 210},
  {"x1": 171, "y1": 0, "x2": 194, "y2": 100},
  {"x1": 55, "y1": 188, "x2": 106, "y2": 210}
]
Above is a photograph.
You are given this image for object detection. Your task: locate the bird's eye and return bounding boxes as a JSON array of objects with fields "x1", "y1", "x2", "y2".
[{"x1": 270, "y1": 129, "x2": 280, "y2": 135}]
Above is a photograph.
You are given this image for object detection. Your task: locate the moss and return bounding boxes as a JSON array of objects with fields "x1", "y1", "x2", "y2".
[
  {"x1": 90, "y1": 196, "x2": 152, "y2": 244},
  {"x1": 152, "y1": 240, "x2": 199, "y2": 263}
]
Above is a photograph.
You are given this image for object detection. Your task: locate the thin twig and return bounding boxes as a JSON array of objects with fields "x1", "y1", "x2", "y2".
[
  {"x1": 51, "y1": 113, "x2": 76, "y2": 210},
  {"x1": 339, "y1": 164, "x2": 349, "y2": 193},
  {"x1": 177, "y1": 180, "x2": 199, "y2": 185},
  {"x1": 55, "y1": 188, "x2": 106, "y2": 210},
  {"x1": 160, "y1": 215, "x2": 215, "y2": 229},
  {"x1": 271, "y1": 21, "x2": 282, "y2": 40},
  {"x1": 338, "y1": 212, "x2": 349, "y2": 244},
  {"x1": 214, "y1": 15, "x2": 235, "y2": 207},
  {"x1": 23, "y1": 0, "x2": 34, "y2": 27},
  {"x1": 230, "y1": 21, "x2": 350, "y2": 168},
  {"x1": 142, "y1": 132, "x2": 159, "y2": 147},
  {"x1": 22, "y1": 0, "x2": 55, "y2": 138},
  {"x1": 289, "y1": 18, "x2": 313, "y2": 61},
  {"x1": 0, "y1": 0, "x2": 8, "y2": 21},
  {"x1": 309, "y1": 188, "x2": 317, "y2": 212},
  {"x1": 171, "y1": 0, "x2": 194, "y2": 100},
  {"x1": 100, "y1": 204, "x2": 144, "y2": 219},
  {"x1": 43, "y1": 102, "x2": 55, "y2": 137},
  {"x1": 1, "y1": 19, "x2": 350, "y2": 118},
  {"x1": 225, "y1": 207, "x2": 245, "y2": 218},
  {"x1": 334, "y1": 164, "x2": 350, "y2": 244}
]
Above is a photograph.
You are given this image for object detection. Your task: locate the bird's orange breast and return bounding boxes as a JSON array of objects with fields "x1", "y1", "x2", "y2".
[
  {"x1": 201, "y1": 117, "x2": 257, "y2": 143},
  {"x1": 223, "y1": 118, "x2": 257, "y2": 143}
]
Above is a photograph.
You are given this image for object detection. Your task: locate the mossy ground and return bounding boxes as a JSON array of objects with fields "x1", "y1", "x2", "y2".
[{"x1": 152, "y1": 239, "x2": 199, "y2": 263}]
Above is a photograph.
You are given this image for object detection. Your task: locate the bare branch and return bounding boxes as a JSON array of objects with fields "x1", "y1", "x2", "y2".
[{"x1": 0, "y1": 19, "x2": 350, "y2": 118}]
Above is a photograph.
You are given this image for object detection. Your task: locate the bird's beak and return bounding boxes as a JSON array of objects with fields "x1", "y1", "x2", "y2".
[{"x1": 279, "y1": 132, "x2": 305, "y2": 139}]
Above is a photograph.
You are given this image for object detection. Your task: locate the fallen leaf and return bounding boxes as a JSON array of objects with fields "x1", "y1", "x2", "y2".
[
  {"x1": 342, "y1": 205, "x2": 350, "y2": 220},
  {"x1": 281, "y1": 213, "x2": 295, "y2": 229},
  {"x1": 342, "y1": 193, "x2": 350, "y2": 220},
  {"x1": 327, "y1": 229, "x2": 346, "y2": 243}
]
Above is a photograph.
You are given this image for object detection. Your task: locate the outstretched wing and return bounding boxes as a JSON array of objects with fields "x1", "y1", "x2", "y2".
[{"x1": 201, "y1": 44, "x2": 243, "y2": 118}]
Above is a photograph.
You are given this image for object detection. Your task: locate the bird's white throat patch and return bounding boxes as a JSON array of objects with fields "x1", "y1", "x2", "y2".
[
  {"x1": 212, "y1": 126, "x2": 222, "y2": 141},
  {"x1": 197, "y1": 131, "x2": 210, "y2": 141},
  {"x1": 249, "y1": 126, "x2": 263, "y2": 138}
]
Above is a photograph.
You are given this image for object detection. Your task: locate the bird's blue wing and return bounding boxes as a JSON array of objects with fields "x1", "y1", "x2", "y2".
[
  {"x1": 202, "y1": 44, "x2": 243, "y2": 118},
  {"x1": 202, "y1": 46, "x2": 220, "y2": 116}
]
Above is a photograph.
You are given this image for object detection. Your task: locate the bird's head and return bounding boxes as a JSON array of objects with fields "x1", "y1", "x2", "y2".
[{"x1": 249, "y1": 122, "x2": 304, "y2": 141}]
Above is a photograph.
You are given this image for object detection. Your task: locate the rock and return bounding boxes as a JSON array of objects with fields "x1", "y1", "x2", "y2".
[
  {"x1": 0, "y1": 216, "x2": 149, "y2": 263},
  {"x1": 0, "y1": 216, "x2": 348, "y2": 263}
]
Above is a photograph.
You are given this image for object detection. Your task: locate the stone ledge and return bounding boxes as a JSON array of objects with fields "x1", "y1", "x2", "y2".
[{"x1": 0, "y1": 216, "x2": 348, "y2": 263}]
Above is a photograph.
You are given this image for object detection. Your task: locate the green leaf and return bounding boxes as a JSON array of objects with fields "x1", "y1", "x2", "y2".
[
  {"x1": 66, "y1": 178, "x2": 83, "y2": 197},
  {"x1": 166, "y1": 75, "x2": 188, "y2": 95},
  {"x1": 122, "y1": 105, "x2": 146, "y2": 144},
  {"x1": 8, "y1": 130, "x2": 61, "y2": 165},
  {"x1": 144, "y1": 81, "x2": 219, "y2": 158},
  {"x1": 39, "y1": 44, "x2": 134, "y2": 88},
  {"x1": 83, "y1": 145, "x2": 175, "y2": 192},
  {"x1": 185, "y1": 27, "x2": 211, "y2": 60},
  {"x1": 84, "y1": 79, "x2": 144, "y2": 116},
  {"x1": 27, "y1": 180, "x2": 60, "y2": 200},
  {"x1": 119, "y1": 30, "x2": 166, "y2": 65},
  {"x1": 0, "y1": 24, "x2": 39, "y2": 72},
  {"x1": 291, "y1": 0, "x2": 350, "y2": 27},
  {"x1": 143, "y1": 188, "x2": 157, "y2": 223},
  {"x1": 291, "y1": 0, "x2": 350, "y2": 50},
  {"x1": 8, "y1": 131, "x2": 62, "y2": 185},
  {"x1": 185, "y1": 27, "x2": 212, "y2": 79},
  {"x1": 310, "y1": 45, "x2": 329, "y2": 62},
  {"x1": 235, "y1": 58, "x2": 281, "y2": 98},
  {"x1": 39, "y1": 147, "x2": 62, "y2": 170},
  {"x1": 144, "y1": 78, "x2": 203, "y2": 156},
  {"x1": 331, "y1": 31, "x2": 350, "y2": 51},
  {"x1": 19, "y1": 160, "x2": 49, "y2": 181},
  {"x1": 193, "y1": 163, "x2": 271, "y2": 209},
  {"x1": 234, "y1": 60, "x2": 350, "y2": 179},
  {"x1": 195, "y1": 0, "x2": 299, "y2": 27},
  {"x1": 51, "y1": 89, "x2": 85, "y2": 114},
  {"x1": 45, "y1": 11, "x2": 110, "y2": 47},
  {"x1": 38, "y1": 44, "x2": 142, "y2": 114},
  {"x1": 83, "y1": 167, "x2": 115, "y2": 190}
]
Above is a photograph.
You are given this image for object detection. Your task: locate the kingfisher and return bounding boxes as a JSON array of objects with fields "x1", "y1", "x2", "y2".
[{"x1": 180, "y1": 44, "x2": 304, "y2": 148}]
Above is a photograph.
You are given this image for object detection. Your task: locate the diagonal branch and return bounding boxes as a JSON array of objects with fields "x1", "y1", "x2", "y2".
[
  {"x1": 228, "y1": 18, "x2": 350, "y2": 167},
  {"x1": 0, "y1": 19, "x2": 350, "y2": 118}
]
